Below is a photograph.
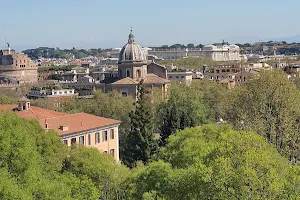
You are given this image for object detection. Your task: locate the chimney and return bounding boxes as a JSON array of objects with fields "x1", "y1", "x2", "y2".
[{"x1": 44, "y1": 119, "x2": 49, "y2": 129}]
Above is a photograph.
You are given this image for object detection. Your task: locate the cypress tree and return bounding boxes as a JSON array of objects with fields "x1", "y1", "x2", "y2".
[{"x1": 123, "y1": 80, "x2": 157, "y2": 167}]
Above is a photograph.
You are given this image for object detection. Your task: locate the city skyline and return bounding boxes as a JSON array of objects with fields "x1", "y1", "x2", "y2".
[{"x1": 1, "y1": 0, "x2": 300, "y2": 50}]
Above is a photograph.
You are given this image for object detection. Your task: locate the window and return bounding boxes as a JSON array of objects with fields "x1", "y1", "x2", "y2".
[
  {"x1": 169, "y1": 76, "x2": 172, "y2": 79},
  {"x1": 102, "y1": 131, "x2": 108, "y2": 142},
  {"x1": 122, "y1": 92, "x2": 128, "y2": 97},
  {"x1": 64, "y1": 91, "x2": 67, "y2": 94},
  {"x1": 110, "y1": 129, "x2": 114, "y2": 139},
  {"x1": 79, "y1": 136, "x2": 84, "y2": 145},
  {"x1": 136, "y1": 69, "x2": 141, "y2": 77},
  {"x1": 181, "y1": 76, "x2": 184, "y2": 78},
  {"x1": 126, "y1": 69, "x2": 130, "y2": 77},
  {"x1": 95, "y1": 132, "x2": 100, "y2": 144},
  {"x1": 176, "y1": 76, "x2": 179, "y2": 78},
  {"x1": 110, "y1": 149, "x2": 115, "y2": 156},
  {"x1": 88, "y1": 134, "x2": 91, "y2": 145},
  {"x1": 71, "y1": 138, "x2": 76, "y2": 144},
  {"x1": 103, "y1": 151, "x2": 108, "y2": 154},
  {"x1": 62, "y1": 140, "x2": 68, "y2": 145},
  {"x1": 222, "y1": 69, "x2": 225, "y2": 72}
]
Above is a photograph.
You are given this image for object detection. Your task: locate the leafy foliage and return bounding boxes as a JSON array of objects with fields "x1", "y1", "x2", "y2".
[
  {"x1": 128, "y1": 125, "x2": 300, "y2": 199},
  {"x1": 0, "y1": 112, "x2": 129, "y2": 199},
  {"x1": 224, "y1": 70, "x2": 300, "y2": 164},
  {"x1": 157, "y1": 80, "x2": 226, "y2": 146}
]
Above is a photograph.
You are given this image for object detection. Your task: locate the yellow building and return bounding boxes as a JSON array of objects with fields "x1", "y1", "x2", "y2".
[{"x1": 0, "y1": 98, "x2": 121, "y2": 161}]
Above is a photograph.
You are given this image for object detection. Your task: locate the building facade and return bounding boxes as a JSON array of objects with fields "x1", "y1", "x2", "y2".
[
  {"x1": 0, "y1": 98, "x2": 121, "y2": 161},
  {"x1": 148, "y1": 45, "x2": 241, "y2": 61},
  {"x1": 167, "y1": 71, "x2": 193, "y2": 84},
  {"x1": 0, "y1": 49, "x2": 38, "y2": 84}
]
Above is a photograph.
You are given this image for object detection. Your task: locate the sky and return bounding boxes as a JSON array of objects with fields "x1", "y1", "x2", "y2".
[{"x1": 0, "y1": 0, "x2": 300, "y2": 50}]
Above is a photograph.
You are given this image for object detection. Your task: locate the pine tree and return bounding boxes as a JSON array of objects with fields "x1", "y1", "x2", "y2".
[{"x1": 123, "y1": 80, "x2": 157, "y2": 167}]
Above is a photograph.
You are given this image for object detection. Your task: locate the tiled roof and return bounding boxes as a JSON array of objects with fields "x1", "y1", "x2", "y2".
[
  {"x1": 112, "y1": 77, "x2": 138, "y2": 85},
  {"x1": 16, "y1": 106, "x2": 66, "y2": 120},
  {"x1": 143, "y1": 73, "x2": 171, "y2": 84},
  {"x1": 0, "y1": 105, "x2": 121, "y2": 136},
  {"x1": 42, "y1": 113, "x2": 121, "y2": 136}
]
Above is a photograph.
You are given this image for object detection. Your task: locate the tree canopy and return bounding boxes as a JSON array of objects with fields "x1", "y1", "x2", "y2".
[
  {"x1": 224, "y1": 70, "x2": 300, "y2": 164},
  {"x1": 0, "y1": 111, "x2": 129, "y2": 199},
  {"x1": 128, "y1": 125, "x2": 300, "y2": 199}
]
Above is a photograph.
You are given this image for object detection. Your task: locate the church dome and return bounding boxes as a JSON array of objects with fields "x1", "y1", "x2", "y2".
[{"x1": 119, "y1": 31, "x2": 146, "y2": 63}]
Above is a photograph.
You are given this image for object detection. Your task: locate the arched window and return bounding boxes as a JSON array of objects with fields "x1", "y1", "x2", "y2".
[
  {"x1": 136, "y1": 69, "x2": 141, "y2": 78},
  {"x1": 122, "y1": 92, "x2": 128, "y2": 97},
  {"x1": 126, "y1": 69, "x2": 130, "y2": 77}
]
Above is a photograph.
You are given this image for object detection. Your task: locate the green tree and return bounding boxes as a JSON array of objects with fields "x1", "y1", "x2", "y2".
[
  {"x1": 63, "y1": 145, "x2": 129, "y2": 200},
  {"x1": 129, "y1": 125, "x2": 300, "y2": 199},
  {"x1": 224, "y1": 70, "x2": 300, "y2": 164},
  {"x1": 157, "y1": 82, "x2": 209, "y2": 146},
  {"x1": 123, "y1": 81, "x2": 158, "y2": 167},
  {"x1": 187, "y1": 43, "x2": 195, "y2": 48}
]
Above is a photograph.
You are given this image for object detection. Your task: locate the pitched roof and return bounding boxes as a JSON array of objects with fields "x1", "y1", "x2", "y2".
[
  {"x1": 143, "y1": 73, "x2": 171, "y2": 84},
  {"x1": 18, "y1": 96, "x2": 30, "y2": 102},
  {"x1": 16, "y1": 106, "x2": 66, "y2": 120},
  {"x1": 42, "y1": 113, "x2": 120, "y2": 136},
  {"x1": 0, "y1": 105, "x2": 121, "y2": 136},
  {"x1": 148, "y1": 61, "x2": 167, "y2": 69},
  {"x1": 112, "y1": 77, "x2": 138, "y2": 85}
]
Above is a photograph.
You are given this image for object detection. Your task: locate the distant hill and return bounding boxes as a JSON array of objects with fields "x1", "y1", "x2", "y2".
[{"x1": 279, "y1": 35, "x2": 300, "y2": 43}]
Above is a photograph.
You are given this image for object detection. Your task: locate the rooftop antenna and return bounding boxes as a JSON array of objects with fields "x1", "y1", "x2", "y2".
[{"x1": 7, "y1": 42, "x2": 10, "y2": 54}]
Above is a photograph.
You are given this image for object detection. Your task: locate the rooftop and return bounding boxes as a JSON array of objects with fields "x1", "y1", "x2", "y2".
[{"x1": 0, "y1": 105, "x2": 121, "y2": 136}]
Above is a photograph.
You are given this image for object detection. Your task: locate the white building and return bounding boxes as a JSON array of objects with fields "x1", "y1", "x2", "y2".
[
  {"x1": 167, "y1": 71, "x2": 193, "y2": 84},
  {"x1": 28, "y1": 88, "x2": 77, "y2": 98},
  {"x1": 148, "y1": 44, "x2": 241, "y2": 61},
  {"x1": 201, "y1": 44, "x2": 241, "y2": 61}
]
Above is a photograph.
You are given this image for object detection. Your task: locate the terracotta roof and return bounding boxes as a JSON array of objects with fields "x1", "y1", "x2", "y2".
[
  {"x1": 16, "y1": 106, "x2": 66, "y2": 120},
  {"x1": 0, "y1": 105, "x2": 120, "y2": 136},
  {"x1": 42, "y1": 113, "x2": 121, "y2": 136},
  {"x1": 143, "y1": 73, "x2": 171, "y2": 84},
  {"x1": 112, "y1": 77, "x2": 138, "y2": 85}
]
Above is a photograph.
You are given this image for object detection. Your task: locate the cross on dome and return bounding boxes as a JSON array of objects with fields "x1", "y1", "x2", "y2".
[{"x1": 128, "y1": 27, "x2": 135, "y2": 44}]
